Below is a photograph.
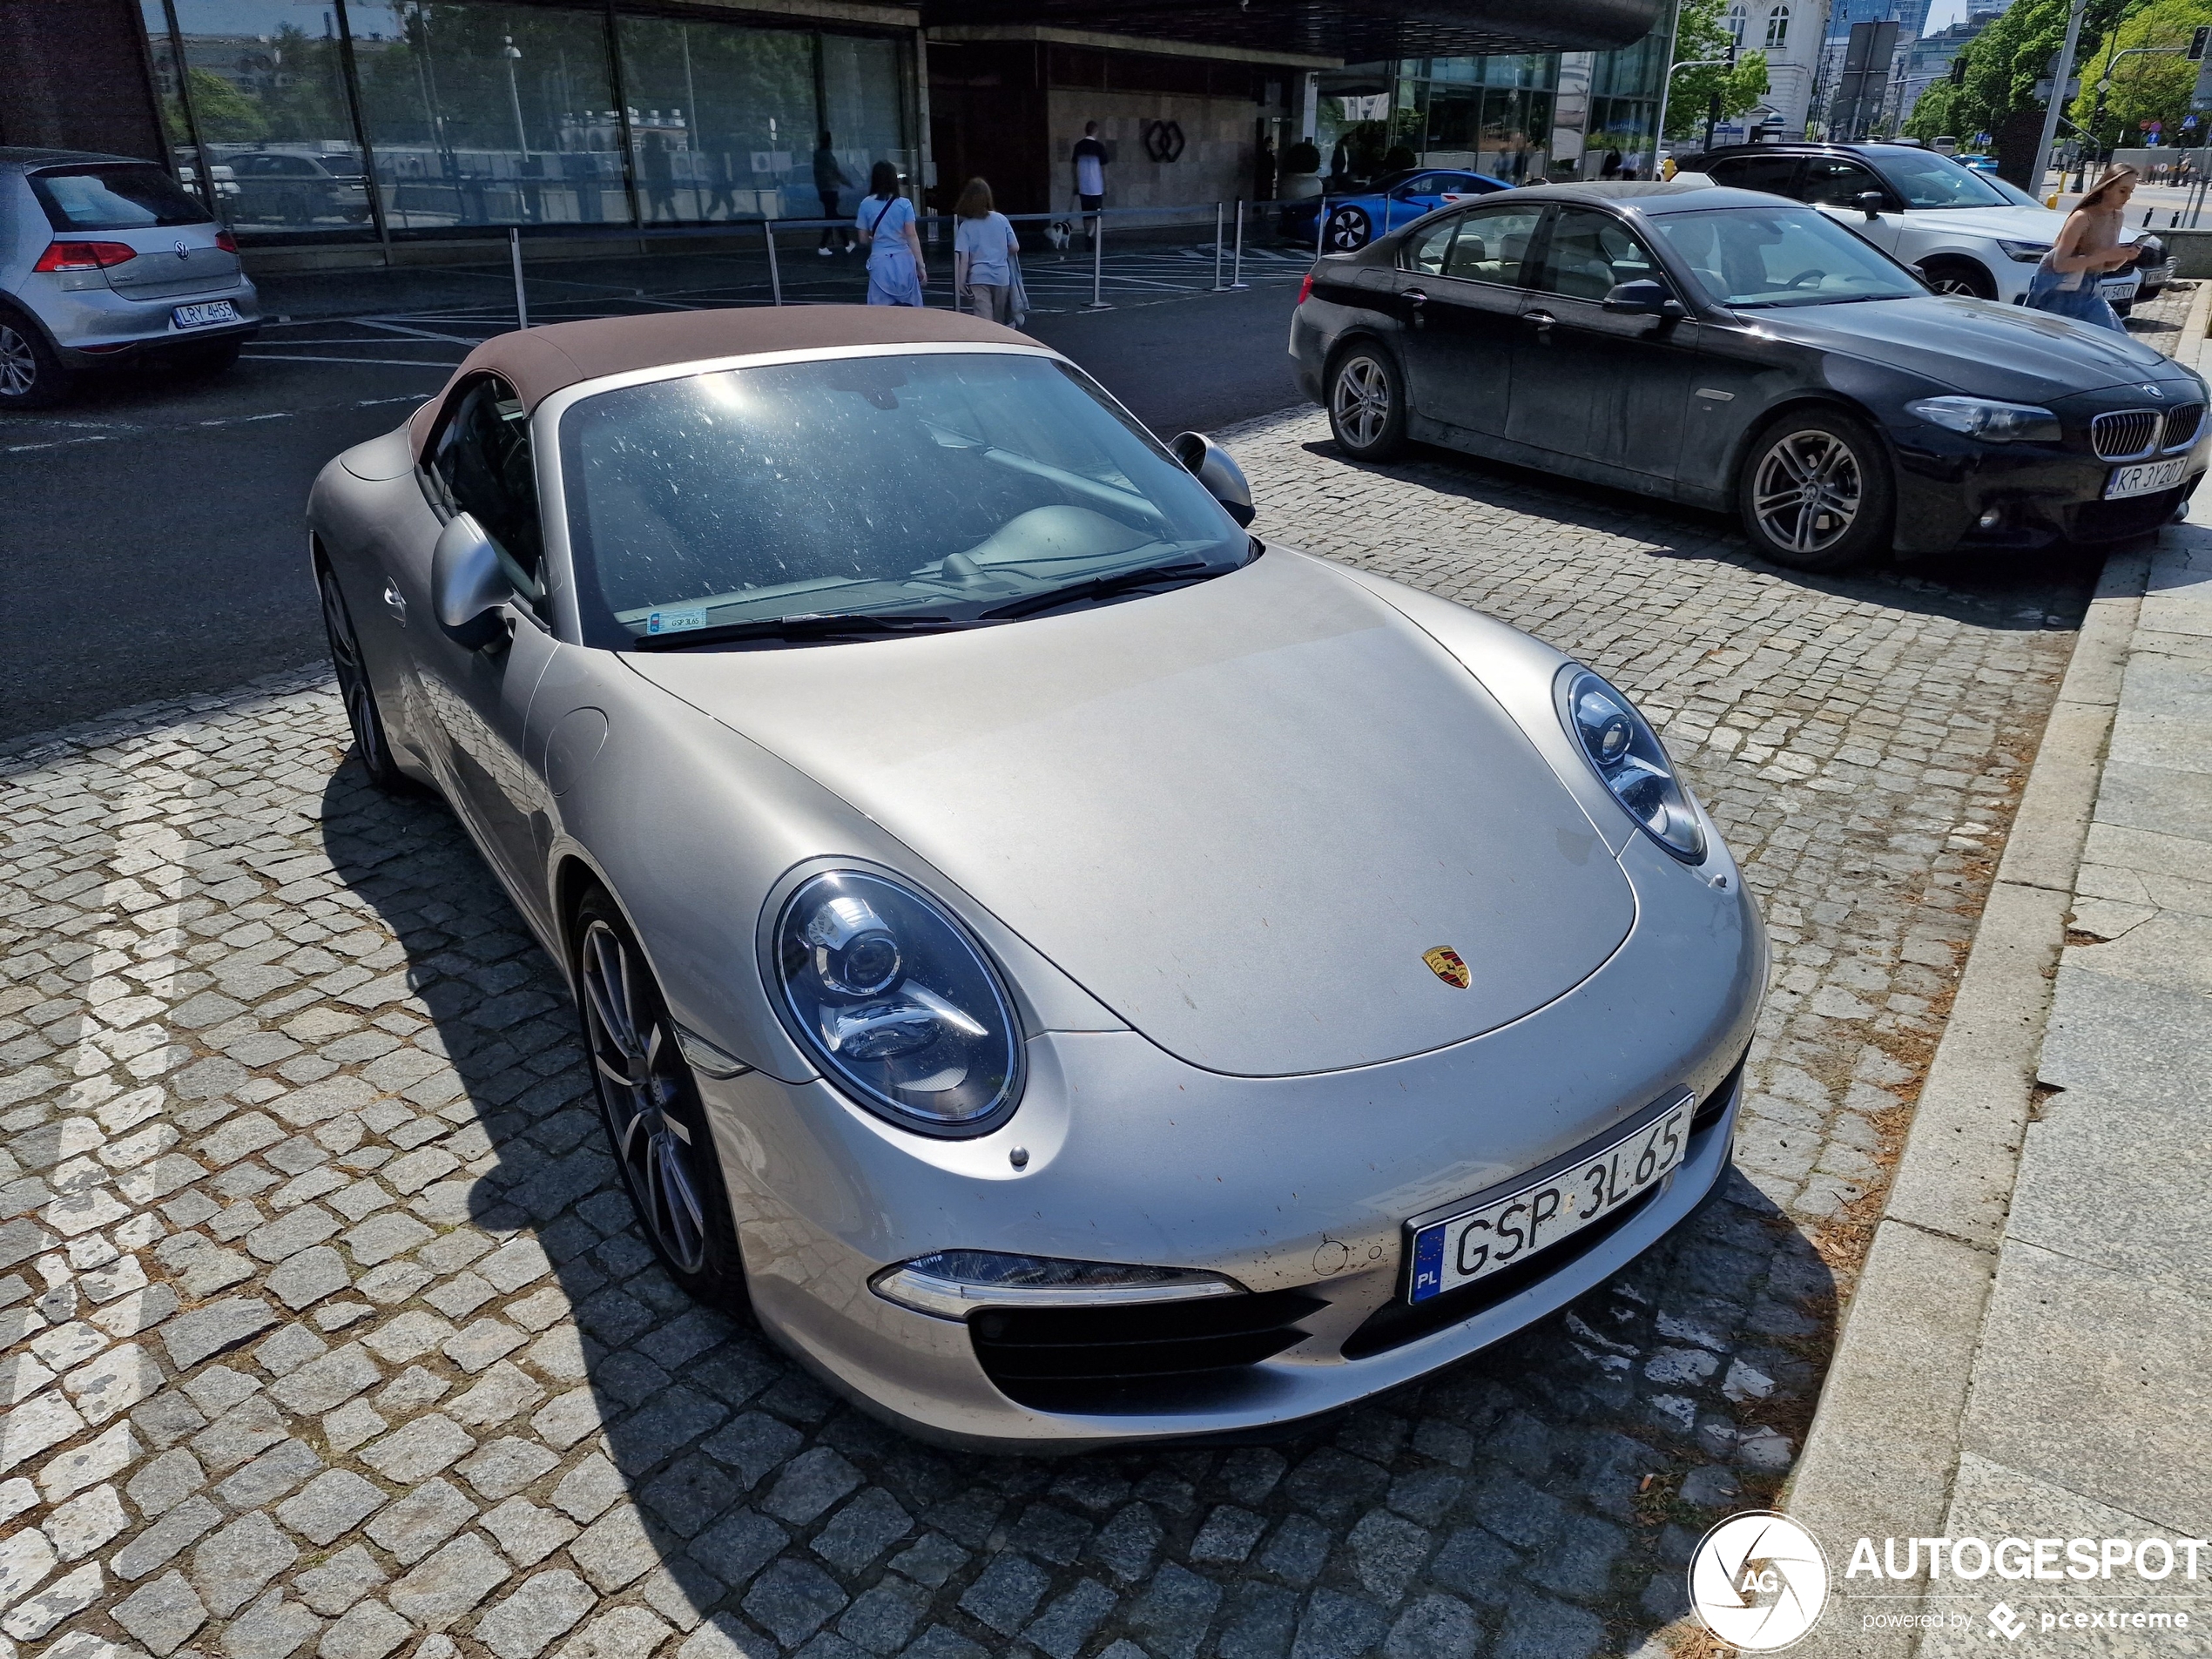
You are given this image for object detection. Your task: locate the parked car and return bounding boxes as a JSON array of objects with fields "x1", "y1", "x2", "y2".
[
  {"x1": 0, "y1": 147, "x2": 260, "y2": 408},
  {"x1": 308, "y1": 305, "x2": 1764, "y2": 1449},
  {"x1": 1672, "y1": 141, "x2": 2168, "y2": 309},
  {"x1": 1282, "y1": 167, "x2": 1509, "y2": 252},
  {"x1": 224, "y1": 148, "x2": 372, "y2": 227},
  {"x1": 1290, "y1": 182, "x2": 2209, "y2": 571}
]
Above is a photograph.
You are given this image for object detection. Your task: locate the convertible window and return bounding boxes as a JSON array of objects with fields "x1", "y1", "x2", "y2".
[
  {"x1": 1532, "y1": 208, "x2": 1660, "y2": 302},
  {"x1": 558, "y1": 351, "x2": 1252, "y2": 647},
  {"x1": 1649, "y1": 206, "x2": 1922, "y2": 308},
  {"x1": 428, "y1": 376, "x2": 545, "y2": 597}
]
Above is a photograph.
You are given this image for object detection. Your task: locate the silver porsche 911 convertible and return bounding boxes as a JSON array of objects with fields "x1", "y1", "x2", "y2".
[{"x1": 307, "y1": 306, "x2": 1766, "y2": 1451}]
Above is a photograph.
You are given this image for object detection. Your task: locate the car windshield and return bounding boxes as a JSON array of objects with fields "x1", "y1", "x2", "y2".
[
  {"x1": 27, "y1": 164, "x2": 211, "y2": 230},
  {"x1": 1650, "y1": 205, "x2": 1924, "y2": 307},
  {"x1": 559, "y1": 350, "x2": 1253, "y2": 647},
  {"x1": 1871, "y1": 148, "x2": 2011, "y2": 209}
]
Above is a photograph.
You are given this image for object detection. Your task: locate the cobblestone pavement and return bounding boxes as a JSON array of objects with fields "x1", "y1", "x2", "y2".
[{"x1": 0, "y1": 401, "x2": 2108, "y2": 1659}]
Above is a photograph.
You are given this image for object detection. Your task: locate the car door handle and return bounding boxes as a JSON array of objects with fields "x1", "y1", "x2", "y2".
[
  {"x1": 382, "y1": 583, "x2": 408, "y2": 626},
  {"x1": 1403, "y1": 288, "x2": 1428, "y2": 327},
  {"x1": 1525, "y1": 309, "x2": 1556, "y2": 339}
]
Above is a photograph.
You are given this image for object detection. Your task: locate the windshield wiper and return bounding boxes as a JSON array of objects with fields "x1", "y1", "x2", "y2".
[
  {"x1": 980, "y1": 558, "x2": 1218, "y2": 620},
  {"x1": 632, "y1": 611, "x2": 988, "y2": 651}
]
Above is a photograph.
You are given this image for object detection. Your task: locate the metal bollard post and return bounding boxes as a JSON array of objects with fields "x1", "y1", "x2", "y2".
[
  {"x1": 509, "y1": 226, "x2": 528, "y2": 329},
  {"x1": 1315, "y1": 194, "x2": 1327, "y2": 261},
  {"x1": 1231, "y1": 199, "x2": 1247, "y2": 290},
  {"x1": 1086, "y1": 212, "x2": 1112, "y2": 309},
  {"x1": 765, "y1": 219, "x2": 782, "y2": 307},
  {"x1": 1213, "y1": 202, "x2": 1226, "y2": 291}
]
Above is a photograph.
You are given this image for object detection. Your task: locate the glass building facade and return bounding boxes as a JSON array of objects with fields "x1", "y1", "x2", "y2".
[
  {"x1": 136, "y1": 0, "x2": 918, "y2": 244},
  {"x1": 1309, "y1": 34, "x2": 1669, "y2": 188}
]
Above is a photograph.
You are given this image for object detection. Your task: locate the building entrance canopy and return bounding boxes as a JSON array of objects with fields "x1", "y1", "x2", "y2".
[{"x1": 921, "y1": 0, "x2": 1667, "y2": 59}]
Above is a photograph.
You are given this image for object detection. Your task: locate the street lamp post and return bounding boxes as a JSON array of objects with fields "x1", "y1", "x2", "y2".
[{"x1": 503, "y1": 37, "x2": 529, "y2": 160}]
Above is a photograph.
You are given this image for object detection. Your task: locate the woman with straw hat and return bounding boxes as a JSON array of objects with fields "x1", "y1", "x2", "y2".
[{"x1": 2024, "y1": 164, "x2": 2143, "y2": 333}]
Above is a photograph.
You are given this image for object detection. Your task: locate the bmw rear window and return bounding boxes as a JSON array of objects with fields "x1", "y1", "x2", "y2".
[{"x1": 28, "y1": 165, "x2": 211, "y2": 231}]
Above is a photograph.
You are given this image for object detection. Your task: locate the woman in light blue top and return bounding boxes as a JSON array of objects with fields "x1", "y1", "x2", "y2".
[
  {"x1": 856, "y1": 160, "x2": 924, "y2": 307},
  {"x1": 952, "y1": 176, "x2": 1020, "y2": 324}
]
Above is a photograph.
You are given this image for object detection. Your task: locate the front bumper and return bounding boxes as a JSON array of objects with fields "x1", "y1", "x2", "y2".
[
  {"x1": 698, "y1": 831, "x2": 1767, "y2": 1452},
  {"x1": 1889, "y1": 418, "x2": 2209, "y2": 554}
]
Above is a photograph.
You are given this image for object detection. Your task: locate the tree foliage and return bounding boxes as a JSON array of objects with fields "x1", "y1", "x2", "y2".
[
  {"x1": 1903, "y1": 77, "x2": 1965, "y2": 139},
  {"x1": 1929, "y1": 0, "x2": 2135, "y2": 147},
  {"x1": 1665, "y1": 0, "x2": 1773, "y2": 138},
  {"x1": 2078, "y1": 0, "x2": 2212, "y2": 150}
]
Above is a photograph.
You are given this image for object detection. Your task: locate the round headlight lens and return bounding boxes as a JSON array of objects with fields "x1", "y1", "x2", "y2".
[
  {"x1": 1561, "y1": 668, "x2": 1706, "y2": 862},
  {"x1": 772, "y1": 871, "x2": 1023, "y2": 1135}
]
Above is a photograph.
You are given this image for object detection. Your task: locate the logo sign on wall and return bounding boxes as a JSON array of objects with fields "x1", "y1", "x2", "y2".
[
  {"x1": 1143, "y1": 120, "x2": 1186, "y2": 164},
  {"x1": 1689, "y1": 1511, "x2": 1831, "y2": 1650}
]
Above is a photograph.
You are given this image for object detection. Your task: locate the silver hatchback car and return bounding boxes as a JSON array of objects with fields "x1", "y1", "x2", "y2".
[{"x1": 0, "y1": 147, "x2": 260, "y2": 408}]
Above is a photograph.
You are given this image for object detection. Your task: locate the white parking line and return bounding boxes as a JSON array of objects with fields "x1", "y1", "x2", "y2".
[{"x1": 241, "y1": 354, "x2": 462, "y2": 368}]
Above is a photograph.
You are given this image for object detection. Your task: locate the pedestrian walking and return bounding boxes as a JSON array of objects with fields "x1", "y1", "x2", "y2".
[
  {"x1": 1072, "y1": 120, "x2": 1108, "y2": 246},
  {"x1": 640, "y1": 131, "x2": 678, "y2": 223},
  {"x1": 2025, "y1": 164, "x2": 2141, "y2": 333},
  {"x1": 952, "y1": 176, "x2": 1020, "y2": 324},
  {"x1": 813, "y1": 132, "x2": 854, "y2": 253},
  {"x1": 857, "y1": 160, "x2": 925, "y2": 306}
]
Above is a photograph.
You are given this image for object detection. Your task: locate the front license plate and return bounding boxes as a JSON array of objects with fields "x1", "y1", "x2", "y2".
[
  {"x1": 2106, "y1": 455, "x2": 2190, "y2": 500},
  {"x1": 1407, "y1": 1096, "x2": 1695, "y2": 1304},
  {"x1": 172, "y1": 300, "x2": 239, "y2": 330}
]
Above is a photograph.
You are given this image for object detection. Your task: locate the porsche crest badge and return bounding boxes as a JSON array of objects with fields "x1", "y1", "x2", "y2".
[{"x1": 1422, "y1": 946, "x2": 1472, "y2": 989}]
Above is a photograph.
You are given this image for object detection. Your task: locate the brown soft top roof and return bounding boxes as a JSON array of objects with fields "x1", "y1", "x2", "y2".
[{"x1": 408, "y1": 304, "x2": 1032, "y2": 457}]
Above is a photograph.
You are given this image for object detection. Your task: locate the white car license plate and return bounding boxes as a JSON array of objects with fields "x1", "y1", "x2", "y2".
[
  {"x1": 2098, "y1": 274, "x2": 2140, "y2": 300},
  {"x1": 1407, "y1": 1094, "x2": 1695, "y2": 1304},
  {"x1": 172, "y1": 300, "x2": 239, "y2": 330},
  {"x1": 2106, "y1": 455, "x2": 2190, "y2": 500}
]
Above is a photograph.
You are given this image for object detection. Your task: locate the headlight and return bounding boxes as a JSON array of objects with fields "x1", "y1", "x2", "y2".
[
  {"x1": 871, "y1": 1251, "x2": 1239, "y2": 1318},
  {"x1": 1905, "y1": 396, "x2": 2060, "y2": 442},
  {"x1": 772, "y1": 871, "x2": 1022, "y2": 1136},
  {"x1": 1995, "y1": 238, "x2": 2051, "y2": 263},
  {"x1": 1559, "y1": 667, "x2": 1705, "y2": 862}
]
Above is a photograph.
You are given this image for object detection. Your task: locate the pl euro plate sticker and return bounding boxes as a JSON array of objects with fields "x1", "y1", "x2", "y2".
[{"x1": 645, "y1": 609, "x2": 709, "y2": 636}]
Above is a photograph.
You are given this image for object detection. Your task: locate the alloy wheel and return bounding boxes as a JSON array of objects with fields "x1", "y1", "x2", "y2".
[
  {"x1": 319, "y1": 571, "x2": 388, "y2": 780},
  {"x1": 1332, "y1": 356, "x2": 1392, "y2": 451},
  {"x1": 1326, "y1": 206, "x2": 1371, "y2": 252},
  {"x1": 581, "y1": 920, "x2": 710, "y2": 1276},
  {"x1": 1930, "y1": 274, "x2": 1980, "y2": 297},
  {"x1": 0, "y1": 327, "x2": 37, "y2": 398},
  {"x1": 1751, "y1": 429, "x2": 1862, "y2": 557}
]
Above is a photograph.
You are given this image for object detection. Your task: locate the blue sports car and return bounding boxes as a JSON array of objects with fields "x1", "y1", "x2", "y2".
[{"x1": 1280, "y1": 167, "x2": 1510, "y2": 251}]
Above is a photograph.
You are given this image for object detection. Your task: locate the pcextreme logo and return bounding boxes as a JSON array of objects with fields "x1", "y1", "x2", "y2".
[{"x1": 1689, "y1": 1510, "x2": 1832, "y2": 1651}]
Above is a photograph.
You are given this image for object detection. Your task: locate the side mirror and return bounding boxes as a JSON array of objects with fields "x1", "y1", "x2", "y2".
[
  {"x1": 1168, "y1": 431, "x2": 1256, "y2": 527},
  {"x1": 1602, "y1": 279, "x2": 1686, "y2": 319},
  {"x1": 1857, "y1": 190, "x2": 1886, "y2": 220},
  {"x1": 431, "y1": 512, "x2": 511, "y2": 647}
]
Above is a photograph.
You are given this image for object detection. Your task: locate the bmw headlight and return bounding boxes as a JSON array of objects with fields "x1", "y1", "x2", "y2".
[
  {"x1": 772, "y1": 871, "x2": 1022, "y2": 1136},
  {"x1": 1559, "y1": 667, "x2": 1706, "y2": 862},
  {"x1": 1995, "y1": 238, "x2": 2051, "y2": 263},
  {"x1": 1905, "y1": 396, "x2": 2060, "y2": 442}
]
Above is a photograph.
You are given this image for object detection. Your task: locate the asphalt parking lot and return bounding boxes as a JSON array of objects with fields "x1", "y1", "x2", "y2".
[{"x1": 0, "y1": 340, "x2": 2106, "y2": 1659}]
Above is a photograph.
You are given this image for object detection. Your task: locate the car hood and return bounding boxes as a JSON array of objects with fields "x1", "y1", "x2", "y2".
[
  {"x1": 627, "y1": 550, "x2": 1636, "y2": 1077},
  {"x1": 1892, "y1": 202, "x2": 2063, "y2": 242},
  {"x1": 1745, "y1": 293, "x2": 2187, "y2": 400}
]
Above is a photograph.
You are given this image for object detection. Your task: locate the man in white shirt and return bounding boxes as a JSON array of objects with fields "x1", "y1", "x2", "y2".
[{"x1": 1071, "y1": 122, "x2": 1108, "y2": 248}]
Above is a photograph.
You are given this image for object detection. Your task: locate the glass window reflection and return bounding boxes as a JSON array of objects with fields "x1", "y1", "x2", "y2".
[{"x1": 616, "y1": 17, "x2": 813, "y2": 223}]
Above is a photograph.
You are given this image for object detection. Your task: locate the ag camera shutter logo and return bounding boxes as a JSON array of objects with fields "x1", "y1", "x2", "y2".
[{"x1": 1689, "y1": 1511, "x2": 1831, "y2": 1650}]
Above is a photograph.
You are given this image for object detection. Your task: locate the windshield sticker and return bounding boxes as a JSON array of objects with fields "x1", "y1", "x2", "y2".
[{"x1": 645, "y1": 609, "x2": 708, "y2": 636}]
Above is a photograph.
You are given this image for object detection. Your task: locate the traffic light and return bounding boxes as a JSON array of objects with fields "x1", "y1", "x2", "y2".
[
  {"x1": 2191, "y1": 24, "x2": 2209, "y2": 60},
  {"x1": 1951, "y1": 52, "x2": 1969, "y2": 84}
]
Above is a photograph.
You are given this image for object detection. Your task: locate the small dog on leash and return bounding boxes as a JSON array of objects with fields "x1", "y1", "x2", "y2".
[{"x1": 1043, "y1": 218, "x2": 1074, "y2": 253}]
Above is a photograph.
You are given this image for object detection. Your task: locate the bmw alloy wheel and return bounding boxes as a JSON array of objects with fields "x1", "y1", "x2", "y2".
[
  {"x1": 0, "y1": 326, "x2": 36, "y2": 398},
  {"x1": 1751, "y1": 428, "x2": 1862, "y2": 557},
  {"x1": 1326, "y1": 206, "x2": 1372, "y2": 252},
  {"x1": 581, "y1": 919, "x2": 711, "y2": 1276},
  {"x1": 1332, "y1": 355, "x2": 1392, "y2": 450}
]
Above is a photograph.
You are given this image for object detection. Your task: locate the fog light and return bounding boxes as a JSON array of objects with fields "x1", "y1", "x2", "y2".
[{"x1": 871, "y1": 1251, "x2": 1242, "y2": 1319}]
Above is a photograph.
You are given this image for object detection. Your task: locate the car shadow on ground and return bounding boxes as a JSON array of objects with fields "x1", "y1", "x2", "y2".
[
  {"x1": 314, "y1": 751, "x2": 1840, "y2": 1658},
  {"x1": 1297, "y1": 437, "x2": 2107, "y2": 635}
]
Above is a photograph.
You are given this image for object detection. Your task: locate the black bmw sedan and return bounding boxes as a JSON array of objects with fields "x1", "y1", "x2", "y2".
[{"x1": 1287, "y1": 181, "x2": 2209, "y2": 570}]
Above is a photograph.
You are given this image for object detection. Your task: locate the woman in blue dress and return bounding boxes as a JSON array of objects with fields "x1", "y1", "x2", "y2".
[{"x1": 856, "y1": 161, "x2": 925, "y2": 307}]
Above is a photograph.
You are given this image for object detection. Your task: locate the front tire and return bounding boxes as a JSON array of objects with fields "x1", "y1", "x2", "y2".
[
  {"x1": 1326, "y1": 342, "x2": 1408, "y2": 462},
  {"x1": 0, "y1": 313, "x2": 72, "y2": 410},
  {"x1": 1737, "y1": 408, "x2": 1893, "y2": 573},
  {"x1": 317, "y1": 562, "x2": 408, "y2": 792},
  {"x1": 1921, "y1": 259, "x2": 1995, "y2": 300},
  {"x1": 1325, "y1": 205, "x2": 1372, "y2": 252},
  {"x1": 574, "y1": 889, "x2": 749, "y2": 1309}
]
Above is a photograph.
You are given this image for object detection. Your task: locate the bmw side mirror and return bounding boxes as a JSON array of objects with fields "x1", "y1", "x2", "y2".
[
  {"x1": 1602, "y1": 279, "x2": 1685, "y2": 319},
  {"x1": 1169, "y1": 431, "x2": 1257, "y2": 526},
  {"x1": 1857, "y1": 190, "x2": 1885, "y2": 220},
  {"x1": 431, "y1": 512, "x2": 511, "y2": 648}
]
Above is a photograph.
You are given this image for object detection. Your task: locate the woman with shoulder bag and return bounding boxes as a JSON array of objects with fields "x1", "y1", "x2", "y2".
[
  {"x1": 2025, "y1": 165, "x2": 2142, "y2": 333},
  {"x1": 857, "y1": 161, "x2": 925, "y2": 307}
]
